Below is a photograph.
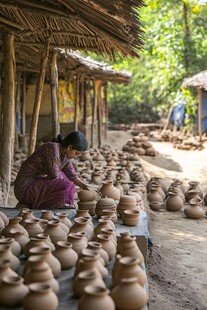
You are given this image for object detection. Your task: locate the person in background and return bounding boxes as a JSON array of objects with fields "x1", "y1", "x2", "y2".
[{"x1": 14, "y1": 131, "x2": 95, "y2": 209}]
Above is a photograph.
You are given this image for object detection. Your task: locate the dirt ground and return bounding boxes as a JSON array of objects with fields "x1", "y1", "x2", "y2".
[
  {"x1": 7, "y1": 130, "x2": 207, "y2": 309},
  {"x1": 104, "y1": 131, "x2": 207, "y2": 310}
]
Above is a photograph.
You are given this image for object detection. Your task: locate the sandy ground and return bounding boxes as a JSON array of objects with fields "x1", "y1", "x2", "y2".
[
  {"x1": 7, "y1": 130, "x2": 207, "y2": 309},
  {"x1": 104, "y1": 131, "x2": 207, "y2": 310}
]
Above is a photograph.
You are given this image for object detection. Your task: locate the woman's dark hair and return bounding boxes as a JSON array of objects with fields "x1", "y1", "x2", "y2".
[{"x1": 52, "y1": 131, "x2": 88, "y2": 151}]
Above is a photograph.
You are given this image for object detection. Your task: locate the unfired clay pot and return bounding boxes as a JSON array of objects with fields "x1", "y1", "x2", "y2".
[
  {"x1": 53, "y1": 241, "x2": 78, "y2": 270},
  {"x1": 184, "y1": 198, "x2": 205, "y2": 219}
]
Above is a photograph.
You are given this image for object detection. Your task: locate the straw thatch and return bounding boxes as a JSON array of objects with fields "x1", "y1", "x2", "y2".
[
  {"x1": 182, "y1": 70, "x2": 207, "y2": 90},
  {"x1": 0, "y1": 0, "x2": 145, "y2": 58}
]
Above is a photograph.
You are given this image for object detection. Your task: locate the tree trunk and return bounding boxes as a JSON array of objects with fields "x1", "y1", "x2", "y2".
[
  {"x1": 0, "y1": 33, "x2": 15, "y2": 207},
  {"x1": 50, "y1": 50, "x2": 60, "y2": 138},
  {"x1": 28, "y1": 40, "x2": 50, "y2": 156}
]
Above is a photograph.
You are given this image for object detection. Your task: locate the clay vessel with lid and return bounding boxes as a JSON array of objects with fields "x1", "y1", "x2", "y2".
[
  {"x1": 53, "y1": 241, "x2": 78, "y2": 269},
  {"x1": 112, "y1": 256, "x2": 147, "y2": 287},
  {"x1": 24, "y1": 255, "x2": 59, "y2": 293},
  {"x1": 184, "y1": 197, "x2": 205, "y2": 219},
  {"x1": 0, "y1": 259, "x2": 17, "y2": 284},
  {"x1": 0, "y1": 275, "x2": 29, "y2": 306},
  {"x1": 73, "y1": 270, "x2": 106, "y2": 298},
  {"x1": 44, "y1": 219, "x2": 68, "y2": 245},
  {"x1": 23, "y1": 283, "x2": 58, "y2": 310},
  {"x1": 78, "y1": 285, "x2": 115, "y2": 310},
  {"x1": 95, "y1": 197, "x2": 117, "y2": 218},
  {"x1": 77, "y1": 200, "x2": 96, "y2": 216},
  {"x1": 0, "y1": 244, "x2": 20, "y2": 271},
  {"x1": 1, "y1": 217, "x2": 29, "y2": 238},
  {"x1": 68, "y1": 232, "x2": 88, "y2": 255},
  {"x1": 27, "y1": 246, "x2": 61, "y2": 278},
  {"x1": 70, "y1": 217, "x2": 93, "y2": 241},
  {"x1": 117, "y1": 195, "x2": 138, "y2": 218},
  {"x1": 111, "y1": 277, "x2": 148, "y2": 310}
]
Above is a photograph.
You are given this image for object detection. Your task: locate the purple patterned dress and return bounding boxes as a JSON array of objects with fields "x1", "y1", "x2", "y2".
[{"x1": 14, "y1": 142, "x2": 77, "y2": 209}]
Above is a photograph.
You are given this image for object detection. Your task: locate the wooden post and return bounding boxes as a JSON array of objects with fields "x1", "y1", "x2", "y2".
[
  {"x1": 14, "y1": 71, "x2": 21, "y2": 152},
  {"x1": 163, "y1": 104, "x2": 173, "y2": 131},
  {"x1": 28, "y1": 39, "x2": 50, "y2": 156},
  {"x1": 0, "y1": 33, "x2": 15, "y2": 207},
  {"x1": 74, "y1": 75, "x2": 79, "y2": 131},
  {"x1": 21, "y1": 72, "x2": 26, "y2": 135},
  {"x1": 97, "y1": 81, "x2": 103, "y2": 148},
  {"x1": 91, "y1": 80, "x2": 98, "y2": 148},
  {"x1": 198, "y1": 87, "x2": 202, "y2": 142},
  {"x1": 50, "y1": 49, "x2": 60, "y2": 138},
  {"x1": 103, "y1": 82, "x2": 108, "y2": 139},
  {"x1": 83, "y1": 80, "x2": 87, "y2": 126}
]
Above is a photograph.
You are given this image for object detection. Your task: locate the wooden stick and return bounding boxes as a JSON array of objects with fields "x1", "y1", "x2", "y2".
[
  {"x1": 50, "y1": 49, "x2": 60, "y2": 138},
  {"x1": 0, "y1": 33, "x2": 15, "y2": 207},
  {"x1": 28, "y1": 39, "x2": 50, "y2": 156}
]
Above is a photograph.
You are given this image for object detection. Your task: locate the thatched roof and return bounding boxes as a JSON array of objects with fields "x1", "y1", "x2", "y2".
[
  {"x1": 182, "y1": 70, "x2": 207, "y2": 90},
  {"x1": 0, "y1": 0, "x2": 145, "y2": 58}
]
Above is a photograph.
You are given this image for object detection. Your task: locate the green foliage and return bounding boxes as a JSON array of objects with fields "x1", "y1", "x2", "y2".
[{"x1": 86, "y1": 0, "x2": 207, "y2": 125}]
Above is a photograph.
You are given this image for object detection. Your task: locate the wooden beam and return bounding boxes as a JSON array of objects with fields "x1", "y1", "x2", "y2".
[
  {"x1": 198, "y1": 87, "x2": 202, "y2": 142},
  {"x1": 50, "y1": 50, "x2": 60, "y2": 138},
  {"x1": 74, "y1": 75, "x2": 80, "y2": 131},
  {"x1": 0, "y1": 33, "x2": 15, "y2": 207},
  {"x1": 15, "y1": 41, "x2": 100, "y2": 51},
  {"x1": 0, "y1": 16, "x2": 24, "y2": 30},
  {"x1": 15, "y1": 30, "x2": 98, "y2": 39},
  {"x1": 28, "y1": 39, "x2": 50, "y2": 156}
]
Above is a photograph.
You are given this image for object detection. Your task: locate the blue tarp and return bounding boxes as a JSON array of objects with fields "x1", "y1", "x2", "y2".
[
  {"x1": 170, "y1": 102, "x2": 186, "y2": 129},
  {"x1": 195, "y1": 90, "x2": 207, "y2": 133}
]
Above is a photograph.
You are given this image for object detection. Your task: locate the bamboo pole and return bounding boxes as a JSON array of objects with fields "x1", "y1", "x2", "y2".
[
  {"x1": 103, "y1": 82, "x2": 108, "y2": 139},
  {"x1": 74, "y1": 75, "x2": 79, "y2": 131},
  {"x1": 50, "y1": 49, "x2": 60, "y2": 138},
  {"x1": 21, "y1": 72, "x2": 26, "y2": 135},
  {"x1": 198, "y1": 87, "x2": 202, "y2": 142},
  {"x1": 97, "y1": 82, "x2": 103, "y2": 148},
  {"x1": 28, "y1": 39, "x2": 50, "y2": 156},
  {"x1": 0, "y1": 33, "x2": 15, "y2": 207}
]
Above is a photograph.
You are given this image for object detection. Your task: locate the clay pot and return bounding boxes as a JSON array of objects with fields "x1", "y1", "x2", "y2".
[
  {"x1": 40, "y1": 210, "x2": 54, "y2": 221},
  {"x1": 184, "y1": 198, "x2": 205, "y2": 219},
  {"x1": 95, "y1": 197, "x2": 117, "y2": 218},
  {"x1": 27, "y1": 246, "x2": 61, "y2": 278},
  {"x1": 24, "y1": 255, "x2": 59, "y2": 293},
  {"x1": 122, "y1": 209, "x2": 140, "y2": 226},
  {"x1": 23, "y1": 238, "x2": 48, "y2": 257},
  {"x1": 75, "y1": 209, "x2": 92, "y2": 220},
  {"x1": 93, "y1": 219, "x2": 113, "y2": 238},
  {"x1": 70, "y1": 217, "x2": 93, "y2": 241},
  {"x1": 0, "y1": 244, "x2": 20, "y2": 271},
  {"x1": 73, "y1": 270, "x2": 106, "y2": 298},
  {"x1": 8, "y1": 228, "x2": 29, "y2": 250},
  {"x1": 44, "y1": 220, "x2": 68, "y2": 245},
  {"x1": 0, "y1": 259, "x2": 17, "y2": 284},
  {"x1": 96, "y1": 234, "x2": 116, "y2": 260},
  {"x1": 166, "y1": 190, "x2": 183, "y2": 211},
  {"x1": 20, "y1": 210, "x2": 37, "y2": 226},
  {"x1": 78, "y1": 189, "x2": 97, "y2": 202},
  {"x1": 53, "y1": 241, "x2": 78, "y2": 269},
  {"x1": 100, "y1": 181, "x2": 121, "y2": 201},
  {"x1": 149, "y1": 201, "x2": 163, "y2": 211},
  {"x1": 102, "y1": 209, "x2": 117, "y2": 223},
  {"x1": 55, "y1": 212, "x2": 72, "y2": 229},
  {"x1": 117, "y1": 195, "x2": 138, "y2": 218},
  {"x1": 147, "y1": 186, "x2": 163, "y2": 204},
  {"x1": 112, "y1": 256, "x2": 147, "y2": 287},
  {"x1": 87, "y1": 241, "x2": 109, "y2": 266},
  {"x1": 111, "y1": 277, "x2": 148, "y2": 310},
  {"x1": 0, "y1": 275, "x2": 29, "y2": 306},
  {"x1": 0, "y1": 237, "x2": 21, "y2": 256},
  {"x1": 37, "y1": 233, "x2": 55, "y2": 252},
  {"x1": 77, "y1": 200, "x2": 96, "y2": 216},
  {"x1": 23, "y1": 283, "x2": 58, "y2": 310},
  {"x1": 117, "y1": 232, "x2": 130, "y2": 254},
  {"x1": 1, "y1": 217, "x2": 29, "y2": 238},
  {"x1": 24, "y1": 219, "x2": 44, "y2": 238},
  {"x1": 68, "y1": 232, "x2": 88, "y2": 255},
  {"x1": 0, "y1": 211, "x2": 9, "y2": 226},
  {"x1": 119, "y1": 235, "x2": 144, "y2": 265},
  {"x1": 78, "y1": 285, "x2": 115, "y2": 310}
]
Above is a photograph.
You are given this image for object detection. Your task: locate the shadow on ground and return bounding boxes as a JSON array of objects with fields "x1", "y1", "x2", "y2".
[{"x1": 141, "y1": 154, "x2": 182, "y2": 172}]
